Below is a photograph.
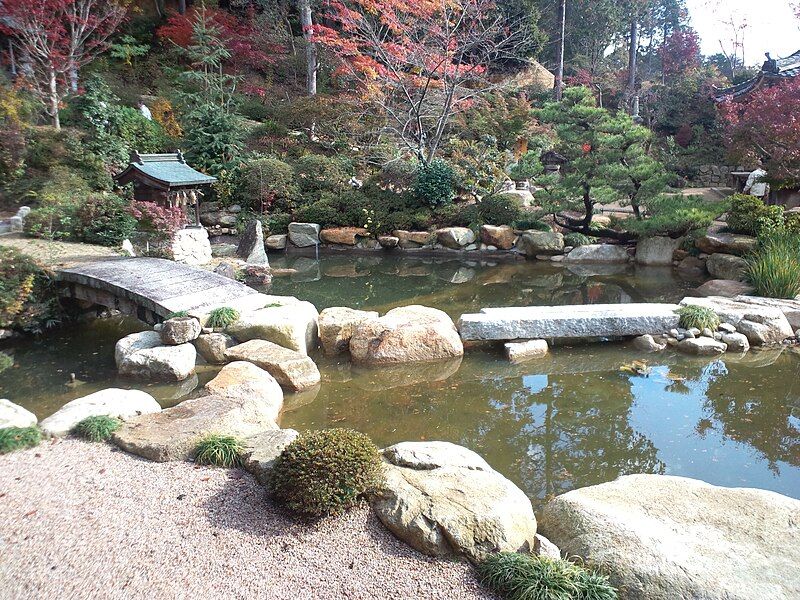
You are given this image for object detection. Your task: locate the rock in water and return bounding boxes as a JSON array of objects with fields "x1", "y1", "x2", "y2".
[
  {"x1": 436, "y1": 227, "x2": 477, "y2": 249},
  {"x1": 693, "y1": 279, "x2": 753, "y2": 298},
  {"x1": 225, "y1": 339, "x2": 321, "y2": 391},
  {"x1": 680, "y1": 297, "x2": 794, "y2": 345},
  {"x1": 370, "y1": 441, "x2": 537, "y2": 561},
  {"x1": 160, "y1": 316, "x2": 201, "y2": 345},
  {"x1": 115, "y1": 331, "x2": 196, "y2": 381},
  {"x1": 320, "y1": 227, "x2": 369, "y2": 246},
  {"x1": 39, "y1": 389, "x2": 160, "y2": 437},
  {"x1": 240, "y1": 428, "x2": 299, "y2": 484},
  {"x1": 0, "y1": 399, "x2": 38, "y2": 429},
  {"x1": 227, "y1": 300, "x2": 319, "y2": 355},
  {"x1": 516, "y1": 231, "x2": 564, "y2": 256},
  {"x1": 695, "y1": 232, "x2": 757, "y2": 256},
  {"x1": 539, "y1": 474, "x2": 800, "y2": 600},
  {"x1": 480, "y1": 225, "x2": 517, "y2": 250},
  {"x1": 287, "y1": 222, "x2": 321, "y2": 247},
  {"x1": 504, "y1": 339, "x2": 548, "y2": 362},
  {"x1": 193, "y1": 332, "x2": 236, "y2": 364},
  {"x1": 203, "y1": 361, "x2": 284, "y2": 423},
  {"x1": 236, "y1": 220, "x2": 269, "y2": 266},
  {"x1": 632, "y1": 334, "x2": 666, "y2": 352},
  {"x1": 318, "y1": 307, "x2": 379, "y2": 355},
  {"x1": 635, "y1": 236, "x2": 682, "y2": 266},
  {"x1": 265, "y1": 234, "x2": 287, "y2": 250},
  {"x1": 706, "y1": 252, "x2": 747, "y2": 281},
  {"x1": 677, "y1": 336, "x2": 727, "y2": 355},
  {"x1": 565, "y1": 244, "x2": 629, "y2": 263},
  {"x1": 349, "y1": 305, "x2": 464, "y2": 365}
]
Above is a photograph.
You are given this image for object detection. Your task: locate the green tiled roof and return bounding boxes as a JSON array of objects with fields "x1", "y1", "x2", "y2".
[{"x1": 115, "y1": 152, "x2": 217, "y2": 187}]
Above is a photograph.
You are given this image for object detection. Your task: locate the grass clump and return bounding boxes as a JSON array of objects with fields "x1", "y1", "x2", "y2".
[
  {"x1": 564, "y1": 232, "x2": 596, "y2": 247},
  {"x1": 0, "y1": 426, "x2": 42, "y2": 454},
  {"x1": 206, "y1": 307, "x2": 240, "y2": 329},
  {"x1": 72, "y1": 415, "x2": 121, "y2": 442},
  {"x1": 746, "y1": 233, "x2": 800, "y2": 299},
  {"x1": 269, "y1": 428, "x2": 383, "y2": 517},
  {"x1": 478, "y1": 553, "x2": 617, "y2": 600},
  {"x1": 676, "y1": 305, "x2": 720, "y2": 331},
  {"x1": 166, "y1": 310, "x2": 189, "y2": 319},
  {"x1": 194, "y1": 434, "x2": 243, "y2": 467}
]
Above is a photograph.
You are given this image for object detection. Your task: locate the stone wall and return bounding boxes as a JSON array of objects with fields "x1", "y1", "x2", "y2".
[
  {"x1": 200, "y1": 202, "x2": 241, "y2": 237},
  {"x1": 688, "y1": 165, "x2": 745, "y2": 188}
]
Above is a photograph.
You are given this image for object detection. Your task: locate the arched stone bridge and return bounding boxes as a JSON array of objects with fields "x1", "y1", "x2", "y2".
[{"x1": 56, "y1": 257, "x2": 267, "y2": 325}]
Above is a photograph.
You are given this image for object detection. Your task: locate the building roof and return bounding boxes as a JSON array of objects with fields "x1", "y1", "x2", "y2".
[
  {"x1": 714, "y1": 50, "x2": 800, "y2": 101},
  {"x1": 114, "y1": 152, "x2": 217, "y2": 189}
]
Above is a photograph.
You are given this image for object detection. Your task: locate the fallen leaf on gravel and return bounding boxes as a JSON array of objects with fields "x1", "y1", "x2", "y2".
[{"x1": 24, "y1": 510, "x2": 37, "y2": 517}]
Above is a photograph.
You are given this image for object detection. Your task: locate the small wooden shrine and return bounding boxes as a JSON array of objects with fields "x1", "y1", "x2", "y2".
[{"x1": 114, "y1": 151, "x2": 217, "y2": 226}]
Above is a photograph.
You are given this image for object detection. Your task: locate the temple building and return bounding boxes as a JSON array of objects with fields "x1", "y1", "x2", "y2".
[{"x1": 714, "y1": 50, "x2": 800, "y2": 102}]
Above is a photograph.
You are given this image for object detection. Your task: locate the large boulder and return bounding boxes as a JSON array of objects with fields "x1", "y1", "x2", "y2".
[
  {"x1": 39, "y1": 389, "x2": 160, "y2": 437},
  {"x1": 193, "y1": 332, "x2": 236, "y2": 364},
  {"x1": 240, "y1": 428, "x2": 299, "y2": 484},
  {"x1": 318, "y1": 307, "x2": 379, "y2": 355},
  {"x1": 680, "y1": 297, "x2": 794, "y2": 345},
  {"x1": 695, "y1": 232, "x2": 757, "y2": 256},
  {"x1": 516, "y1": 231, "x2": 563, "y2": 256},
  {"x1": 349, "y1": 305, "x2": 464, "y2": 365},
  {"x1": 693, "y1": 279, "x2": 754, "y2": 298},
  {"x1": 565, "y1": 244, "x2": 629, "y2": 263},
  {"x1": 392, "y1": 230, "x2": 434, "y2": 249},
  {"x1": 159, "y1": 316, "x2": 201, "y2": 345},
  {"x1": 287, "y1": 222, "x2": 321, "y2": 247},
  {"x1": 706, "y1": 252, "x2": 747, "y2": 281},
  {"x1": 677, "y1": 255, "x2": 706, "y2": 276},
  {"x1": 539, "y1": 474, "x2": 800, "y2": 600},
  {"x1": 480, "y1": 225, "x2": 517, "y2": 250},
  {"x1": 436, "y1": 227, "x2": 476, "y2": 249},
  {"x1": 370, "y1": 441, "x2": 537, "y2": 561},
  {"x1": 225, "y1": 339, "x2": 321, "y2": 391},
  {"x1": 320, "y1": 227, "x2": 369, "y2": 246},
  {"x1": 227, "y1": 299, "x2": 319, "y2": 355},
  {"x1": 203, "y1": 361, "x2": 283, "y2": 423},
  {"x1": 115, "y1": 331, "x2": 196, "y2": 381},
  {"x1": 729, "y1": 296, "x2": 800, "y2": 331},
  {"x1": 236, "y1": 220, "x2": 269, "y2": 265},
  {"x1": 635, "y1": 236, "x2": 682, "y2": 266},
  {"x1": 0, "y1": 399, "x2": 37, "y2": 429}
]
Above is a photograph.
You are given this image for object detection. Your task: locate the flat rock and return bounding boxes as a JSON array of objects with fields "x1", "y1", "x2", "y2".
[
  {"x1": 706, "y1": 252, "x2": 747, "y2": 281},
  {"x1": 203, "y1": 361, "x2": 283, "y2": 423},
  {"x1": 721, "y1": 331, "x2": 750, "y2": 352},
  {"x1": 40, "y1": 389, "x2": 160, "y2": 437},
  {"x1": 378, "y1": 235, "x2": 399, "y2": 248},
  {"x1": 633, "y1": 334, "x2": 666, "y2": 352},
  {"x1": 159, "y1": 316, "x2": 201, "y2": 345},
  {"x1": 0, "y1": 399, "x2": 37, "y2": 429},
  {"x1": 480, "y1": 225, "x2": 517, "y2": 250},
  {"x1": 113, "y1": 392, "x2": 279, "y2": 462},
  {"x1": 539, "y1": 474, "x2": 800, "y2": 600},
  {"x1": 287, "y1": 222, "x2": 321, "y2": 247},
  {"x1": 677, "y1": 255, "x2": 706, "y2": 275},
  {"x1": 680, "y1": 297, "x2": 794, "y2": 345},
  {"x1": 236, "y1": 220, "x2": 269, "y2": 266},
  {"x1": 730, "y1": 295, "x2": 800, "y2": 330},
  {"x1": 459, "y1": 303, "x2": 680, "y2": 341},
  {"x1": 392, "y1": 230, "x2": 434, "y2": 249},
  {"x1": 265, "y1": 234, "x2": 287, "y2": 250},
  {"x1": 436, "y1": 227, "x2": 476, "y2": 249},
  {"x1": 565, "y1": 244, "x2": 629, "y2": 263},
  {"x1": 693, "y1": 279, "x2": 754, "y2": 298},
  {"x1": 193, "y1": 332, "x2": 236, "y2": 364},
  {"x1": 504, "y1": 339, "x2": 548, "y2": 362},
  {"x1": 318, "y1": 307, "x2": 379, "y2": 355},
  {"x1": 320, "y1": 227, "x2": 369, "y2": 246},
  {"x1": 516, "y1": 231, "x2": 563, "y2": 256},
  {"x1": 115, "y1": 331, "x2": 196, "y2": 381},
  {"x1": 349, "y1": 305, "x2": 464, "y2": 365},
  {"x1": 677, "y1": 336, "x2": 727, "y2": 355},
  {"x1": 240, "y1": 428, "x2": 299, "y2": 484},
  {"x1": 635, "y1": 236, "x2": 682, "y2": 266},
  {"x1": 227, "y1": 299, "x2": 319, "y2": 355},
  {"x1": 695, "y1": 232, "x2": 757, "y2": 256},
  {"x1": 370, "y1": 441, "x2": 537, "y2": 561},
  {"x1": 225, "y1": 339, "x2": 321, "y2": 391}
]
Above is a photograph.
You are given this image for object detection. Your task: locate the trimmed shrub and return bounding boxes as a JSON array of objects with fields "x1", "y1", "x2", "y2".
[
  {"x1": 269, "y1": 428, "x2": 383, "y2": 517},
  {"x1": 676, "y1": 305, "x2": 721, "y2": 331},
  {"x1": 72, "y1": 415, "x2": 122, "y2": 442},
  {"x1": 237, "y1": 157, "x2": 298, "y2": 212},
  {"x1": 293, "y1": 154, "x2": 350, "y2": 198},
  {"x1": 264, "y1": 212, "x2": 292, "y2": 235},
  {"x1": 77, "y1": 193, "x2": 137, "y2": 246},
  {"x1": 0, "y1": 426, "x2": 42, "y2": 454},
  {"x1": 514, "y1": 218, "x2": 551, "y2": 231},
  {"x1": 624, "y1": 195, "x2": 728, "y2": 238},
  {"x1": 195, "y1": 434, "x2": 243, "y2": 467},
  {"x1": 166, "y1": 310, "x2": 189, "y2": 319},
  {"x1": 478, "y1": 553, "x2": 617, "y2": 600},
  {"x1": 726, "y1": 194, "x2": 783, "y2": 237},
  {"x1": 207, "y1": 307, "x2": 240, "y2": 329},
  {"x1": 746, "y1": 233, "x2": 800, "y2": 299},
  {"x1": 479, "y1": 194, "x2": 524, "y2": 225},
  {"x1": 415, "y1": 160, "x2": 455, "y2": 207}
]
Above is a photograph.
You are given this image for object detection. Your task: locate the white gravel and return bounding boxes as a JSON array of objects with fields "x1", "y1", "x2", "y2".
[{"x1": 0, "y1": 440, "x2": 493, "y2": 600}]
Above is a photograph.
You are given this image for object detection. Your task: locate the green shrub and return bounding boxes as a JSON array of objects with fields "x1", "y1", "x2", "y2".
[
  {"x1": 166, "y1": 310, "x2": 189, "y2": 319},
  {"x1": 0, "y1": 426, "x2": 42, "y2": 454},
  {"x1": 293, "y1": 154, "x2": 350, "y2": 199},
  {"x1": 676, "y1": 305, "x2": 721, "y2": 331},
  {"x1": 746, "y1": 233, "x2": 800, "y2": 299},
  {"x1": 431, "y1": 203, "x2": 481, "y2": 228},
  {"x1": 72, "y1": 415, "x2": 122, "y2": 442},
  {"x1": 24, "y1": 199, "x2": 79, "y2": 241},
  {"x1": 514, "y1": 218, "x2": 551, "y2": 231},
  {"x1": 564, "y1": 232, "x2": 597, "y2": 247},
  {"x1": 269, "y1": 428, "x2": 383, "y2": 517},
  {"x1": 624, "y1": 195, "x2": 728, "y2": 238},
  {"x1": 726, "y1": 194, "x2": 784, "y2": 237},
  {"x1": 206, "y1": 307, "x2": 240, "y2": 329},
  {"x1": 478, "y1": 553, "x2": 617, "y2": 600},
  {"x1": 0, "y1": 247, "x2": 62, "y2": 333},
  {"x1": 294, "y1": 199, "x2": 341, "y2": 226},
  {"x1": 784, "y1": 212, "x2": 800, "y2": 234},
  {"x1": 415, "y1": 159, "x2": 455, "y2": 207},
  {"x1": 265, "y1": 212, "x2": 292, "y2": 235},
  {"x1": 76, "y1": 193, "x2": 137, "y2": 246},
  {"x1": 479, "y1": 194, "x2": 524, "y2": 225},
  {"x1": 237, "y1": 157, "x2": 299, "y2": 212},
  {"x1": 194, "y1": 434, "x2": 243, "y2": 467}
]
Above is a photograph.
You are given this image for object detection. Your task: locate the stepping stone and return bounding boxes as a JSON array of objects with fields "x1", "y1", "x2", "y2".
[
  {"x1": 225, "y1": 339, "x2": 321, "y2": 391},
  {"x1": 116, "y1": 331, "x2": 196, "y2": 381},
  {"x1": 40, "y1": 389, "x2": 160, "y2": 437}
]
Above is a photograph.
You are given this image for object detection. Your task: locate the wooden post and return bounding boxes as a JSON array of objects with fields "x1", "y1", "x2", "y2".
[{"x1": 555, "y1": 0, "x2": 566, "y2": 100}]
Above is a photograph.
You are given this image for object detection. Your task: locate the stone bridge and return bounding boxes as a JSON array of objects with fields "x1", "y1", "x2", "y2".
[{"x1": 56, "y1": 257, "x2": 268, "y2": 325}]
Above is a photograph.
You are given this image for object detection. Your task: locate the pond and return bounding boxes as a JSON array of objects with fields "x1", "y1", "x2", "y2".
[{"x1": 2, "y1": 254, "x2": 799, "y2": 509}]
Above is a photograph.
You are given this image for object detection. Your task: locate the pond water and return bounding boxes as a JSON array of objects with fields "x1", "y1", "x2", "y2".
[{"x1": 2, "y1": 254, "x2": 799, "y2": 509}]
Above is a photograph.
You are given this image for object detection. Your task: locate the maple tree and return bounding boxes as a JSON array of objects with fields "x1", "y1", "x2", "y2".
[
  {"x1": 719, "y1": 78, "x2": 800, "y2": 187},
  {"x1": 0, "y1": 0, "x2": 127, "y2": 129},
  {"x1": 315, "y1": 0, "x2": 535, "y2": 164},
  {"x1": 660, "y1": 28, "x2": 700, "y2": 78}
]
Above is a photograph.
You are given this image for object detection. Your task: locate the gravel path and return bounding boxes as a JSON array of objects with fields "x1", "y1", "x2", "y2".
[
  {"x1": 0, "y1": 440, "x2": 492, "y2": 600},
  {"x1": 0, "y1": 234, "x2": 120, "y2": 267}
]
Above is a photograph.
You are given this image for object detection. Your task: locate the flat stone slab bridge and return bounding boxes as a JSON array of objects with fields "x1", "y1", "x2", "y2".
[{"x1": 56, "y1": 257, "x2": 269, "y2": 325}]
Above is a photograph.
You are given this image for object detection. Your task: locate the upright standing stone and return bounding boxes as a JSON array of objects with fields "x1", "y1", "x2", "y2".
[
  {"x1": 237, "y1": 220, "x2": 269, "y2": 266},
  {"x1": 288, "y1": 222, "x2": 321, "y2": 247}
]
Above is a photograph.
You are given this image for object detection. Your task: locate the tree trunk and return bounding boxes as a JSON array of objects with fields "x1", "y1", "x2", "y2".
[
  {"x1": 8, "y1": 40, "x2": 16, "y2": 77},
  {"x1": 49, "y1": 69, "x2": 60, "y2": 129},
  {"x1": 627, "y1": 18, "x2": 638, "y2": 101},
  {"x1": 555, "y1": 0, "x2": 566, "y2": 100},
  {"x1": 69, "y1": 65, "x2": 78, "y2": 93},
  {"x1": 298, "y1": 0, "x2": 317, "y2": 96},
  {"x1": 178, "y1": 0, "x2": 187, "y2": 15}
]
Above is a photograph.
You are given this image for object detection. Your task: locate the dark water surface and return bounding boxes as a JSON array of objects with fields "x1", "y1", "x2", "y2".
[{"x1": 2, "y1": 254, "x2": 798, "y2": 508}]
